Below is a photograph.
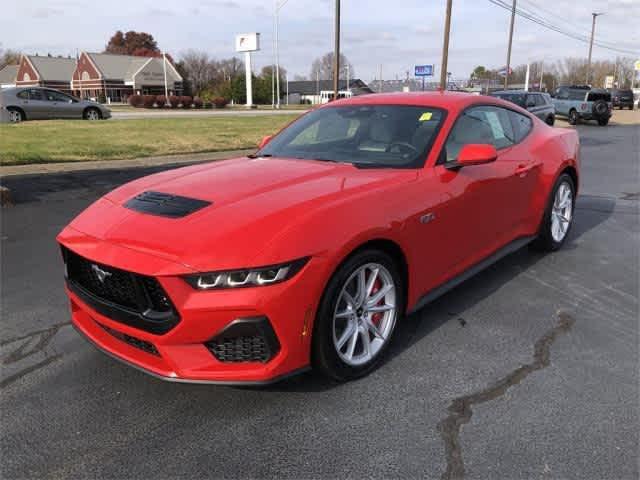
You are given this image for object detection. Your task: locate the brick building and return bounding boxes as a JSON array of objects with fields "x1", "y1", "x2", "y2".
[{"x1": 15, "y1": 55, "x2": 76, "y2": 93}]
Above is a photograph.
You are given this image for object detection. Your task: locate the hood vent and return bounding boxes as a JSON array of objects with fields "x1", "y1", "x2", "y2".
[{"x1": 124, "y1": 191, "x2": 211, "y2": 218}]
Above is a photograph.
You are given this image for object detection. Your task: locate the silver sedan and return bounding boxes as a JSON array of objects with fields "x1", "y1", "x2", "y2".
[{"x1": 0, "y1": 87, "x2": 111, "y2": 122}]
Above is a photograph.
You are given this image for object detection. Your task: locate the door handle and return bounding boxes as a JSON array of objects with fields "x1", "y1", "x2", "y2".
[{"x1": 515, "y1": 164, "x2": 534, "y2": 177}]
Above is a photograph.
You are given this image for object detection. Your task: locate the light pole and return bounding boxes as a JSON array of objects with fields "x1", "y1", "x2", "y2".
[
  {"x1": 504, "y1": 0, "x2": 517, "y2": 90},
  {"x1": 586, "y1": 12, "x2": 604, "y2": 85},
  {"x1": 273, "y1": 0, "x2": 291, "y2": 109},
  {"x1": 440, "y1": 0, "x2": 453, "y2": 91},
  {"x1": 333, "y1": 0, "x2": 341, "y2": 102}
]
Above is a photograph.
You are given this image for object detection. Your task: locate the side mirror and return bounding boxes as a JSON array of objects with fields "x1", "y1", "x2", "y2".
[
  {"x1": 455, "y1": 144, "x2": 498, "y2": 167},
  {"x1": 258, "y1": 135, "x2": 273, "y2": 149}
]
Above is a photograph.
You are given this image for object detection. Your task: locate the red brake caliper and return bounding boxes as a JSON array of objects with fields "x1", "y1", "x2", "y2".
[{"x1": 370, "y1": 277, "x2": 384, "y2": 326}]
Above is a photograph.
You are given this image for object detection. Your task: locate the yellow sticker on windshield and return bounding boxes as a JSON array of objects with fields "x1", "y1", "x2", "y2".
[{"x1": 419, "y1": 112, "x2": 433, "y2": 121}]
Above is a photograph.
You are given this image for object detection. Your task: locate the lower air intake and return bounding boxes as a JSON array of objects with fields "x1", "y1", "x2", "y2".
[{"x1": 205, "y1": 317, "x2": 280, "y2": 363}]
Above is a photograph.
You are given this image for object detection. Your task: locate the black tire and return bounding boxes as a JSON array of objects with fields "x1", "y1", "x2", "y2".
[
  {"x1": 568, "y1": 109, "x2": 578, "y2": 125},
  {"x1": 546, "y1": 115, "x2": 555, "y2": 126},
  {"x1": 7, "y1": 107, "x2": 24, "y2": 123},
  {"x1": 597, "y1": 118, "x2": 609, "y2": 126},
  {"x1": 531, "y1": 173, "x2": 576, "y2": 252},
  {"x1": 83, "y1": 107, "x2": 101, "y2": 120},
  {"x1": 629, "y1": 105, "x2": 634, "y2": 111},
  {"x1": 311, "y1": 249, "x2": 405, "y2": 381}
]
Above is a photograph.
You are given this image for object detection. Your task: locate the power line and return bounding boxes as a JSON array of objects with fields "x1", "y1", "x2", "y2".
[{"x1": 487, "y1": 0, "x2": 639, "y2": 56}]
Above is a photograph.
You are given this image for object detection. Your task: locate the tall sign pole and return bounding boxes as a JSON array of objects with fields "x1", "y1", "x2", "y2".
[
  {"x1": 586, "y1": 12, "x2": 603, "y2": 85},
  {"x1": 504, "y1": 0, "x2": 517, "y2": 90},
  {"x1": 440, "y1": 0, "x2": 453, "y2": 91},
  {"x1": 235, "y1": 33, "x2": 260, "y2": 108},
  {"x1": 332, "y1": 0, "x2": 341, "y2": 101}
]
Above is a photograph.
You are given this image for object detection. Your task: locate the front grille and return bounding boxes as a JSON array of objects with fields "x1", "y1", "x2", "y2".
[
  {"x1": 98, "y1": 322, "x2": 160, "y2": 356},
  {"x1": 62, "y1": 246, "x2": 179, "y2": 334},
  {"x1": 205, "y1": 317, "x2": 280, "y2": 363},
  {"x1": 207, "y1": 336, "x2": 271, "y2": 362}
]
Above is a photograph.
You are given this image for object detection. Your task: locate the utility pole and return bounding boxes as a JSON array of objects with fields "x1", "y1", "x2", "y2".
[
  {"x1": 162, "y1": 52, "x2": 170, "y2": 106},
  {"x1": 440, "y1": 0, "x2": 453, "y2": 91},
  {"x1": 539, "y1": 60, "x2": 544, "y2": 91},
  {"x1": 586, "y1": 12, "x2": 603, "y2": 85},
  {"x1": 504, "y1": 0, "x2": 517, "y2": 90},
  {"x1": 332, "y1": 0, "x2": 341, "y2": 102}
]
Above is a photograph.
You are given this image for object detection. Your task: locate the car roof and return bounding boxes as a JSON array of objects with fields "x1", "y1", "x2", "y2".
[
  {"x1": 492, "y1": 90, "x2": 532, "y2": 94},
  {"x1": 322, "y1": 91, "x2": 509, "y2": 112}
]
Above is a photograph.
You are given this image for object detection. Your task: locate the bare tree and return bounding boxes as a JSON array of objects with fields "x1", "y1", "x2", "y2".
[
  {"x1": 179, "y1": 50, "x2": 216, "y2": 95},
  {"x1": 0, "y1": 48, "x2": 21, "y2": 69},
  {"x1": 310, "y1": 52, "x2": 354, "y2": 80}
]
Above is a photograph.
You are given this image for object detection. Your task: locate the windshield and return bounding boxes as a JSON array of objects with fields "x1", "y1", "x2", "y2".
[
  {"x1": 258, "y1": 105, "x2": 446, "y2": 168},
  {"x1": 493, "y1": 93, "x2": 526, "y2": 107}
]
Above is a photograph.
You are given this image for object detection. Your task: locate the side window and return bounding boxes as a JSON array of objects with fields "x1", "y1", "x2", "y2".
[
  {"x1": 509, "y1": 110, "x2": 533, "y2": 143},
  {"x1": 568, "y1": 90, "x2": 586, "y2": 101},
  {"x1": 16, "y1": 90, "x2": 29, "y2": 100},
  {"x1": 556, "y1": 88, "x2": 569, "y2": 100},
  {"x1": 534, "y1": 95, "x2": 545, "y2": 107},
  {"x1": 44, "y1": 90, "x2": 71, "y2": 102},
  {"x1": 28, "y1": 89, "x2": 43, "y2": 101},
  {"x1": 445, "y1": 106, "x2": 514, "y2": 162}
]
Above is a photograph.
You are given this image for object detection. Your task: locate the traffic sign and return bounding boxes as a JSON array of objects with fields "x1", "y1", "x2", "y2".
[{"x1": 415, "y1": 65, "x2": 434, "y2": 77}]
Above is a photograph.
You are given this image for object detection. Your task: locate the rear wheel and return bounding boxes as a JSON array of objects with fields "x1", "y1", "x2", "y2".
[
  {"x1": 83, "y1": 108, "x2": 101, "y2": 120},
  {"x1": 597, "y1": 118, "x2": 609, "y2": 126},
  {"x1": 568, "y1": 109, "x2": 578, "y2": 125},
  {"x1": 7, "y1": 108, "x2": 24, "y2": 123},
  {"x1": 312, "y1": 249, "x2": 404, "y2": 381},
  {"x1": 546, "y1": 115, "x2": 555, "y2": 126},
  {"x1": 532, "y1": 173, "x2": 575, "y2": 252}
]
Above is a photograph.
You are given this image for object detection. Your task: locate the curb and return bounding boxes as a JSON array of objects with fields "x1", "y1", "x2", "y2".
[{"x1": 0, "y1": 149, "x2": 255, "y2": 178}]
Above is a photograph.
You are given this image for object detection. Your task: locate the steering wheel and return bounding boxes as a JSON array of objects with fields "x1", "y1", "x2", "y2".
[{"x1": 387, "y1": 142, "x2": 419, "y2": 155}]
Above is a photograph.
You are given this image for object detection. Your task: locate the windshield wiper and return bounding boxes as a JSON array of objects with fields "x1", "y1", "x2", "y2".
[{"x1": 247, "y1": 153, "x2": 273, "y2": 159}]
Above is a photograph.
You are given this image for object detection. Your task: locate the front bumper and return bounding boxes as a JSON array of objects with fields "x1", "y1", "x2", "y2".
[{"x1": 59, "y1": 229, "x2": 326, "y2": 384}]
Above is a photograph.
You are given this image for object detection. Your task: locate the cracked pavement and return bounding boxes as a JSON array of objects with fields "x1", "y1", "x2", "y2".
[{"x1": 1, "y1": 120, "x2": 638, "y2": 479}]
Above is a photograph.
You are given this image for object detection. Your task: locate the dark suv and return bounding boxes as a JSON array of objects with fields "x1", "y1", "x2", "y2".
[
  {"x1": 552, "y1": 86, "x2": 612, "y2": 126},
  {"x1": 490, "y1": 90, "x2": 555, "y2": 125},
  {"x1": 609, "y1": 88, "x2": 634, "y2": 110}
]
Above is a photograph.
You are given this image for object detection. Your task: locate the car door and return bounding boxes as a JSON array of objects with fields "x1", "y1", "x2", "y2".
[
  {"x1": 17, "y1": 89, "x2": 49, "y2": 120},
  {"x1": 424, "y1": 105, "x2": 524, "y2": 277},
  {"x1": 42, "y1": 90, "x2": 76, "y2": 119},
  {"x1": 553, "y1": 87, "x2": 569, "y2": 116}
]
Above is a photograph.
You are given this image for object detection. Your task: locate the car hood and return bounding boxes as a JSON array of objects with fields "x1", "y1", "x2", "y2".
[{"x1": 67, "y1": 156, "x2": 415, "y2": 271}]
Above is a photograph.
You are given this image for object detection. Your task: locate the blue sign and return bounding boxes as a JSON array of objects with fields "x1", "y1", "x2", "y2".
[{"x1": 415, "y1": 65, "x2": 434, "y2": 77}]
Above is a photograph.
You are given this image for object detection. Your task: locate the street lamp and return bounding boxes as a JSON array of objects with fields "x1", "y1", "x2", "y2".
[{"x1": 273, "y1": 0, "x2": 290, "y2": 109}]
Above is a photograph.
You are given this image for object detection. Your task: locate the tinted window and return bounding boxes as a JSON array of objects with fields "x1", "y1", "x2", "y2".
[
  {"x1": 44, "y1": 90, "x2": 72, "y2": 102},
  {"x1": 259, "y1": 105, "x2": 445, "y2": 168},
  {"x1": 445, "y1": 106, "x2": 515, "y2": 162},
  {"x1": 587, "y1": 91, "x2": 611, "y2": 102},
  {"x1": 27, "y1": 89, "x2": 43, "y2": 101},
  {"x1": 532, "y1": 95, "x2": 545, "y2": 107},
  {"x1": 494, "y1": 93, "x2": 526, "y2": 107},
  {"x1": 16, "y1": 90, "x2": 29, "y2": 100},
  {"x1": 555, "y1": 88, "x2": 569, "y2": 99},
  {"x1": 510, "y1": 110, "x2": 533, "y2": 142},
  {"x1": 569, "y1": 90, "x2": 586, "y2": 101}
]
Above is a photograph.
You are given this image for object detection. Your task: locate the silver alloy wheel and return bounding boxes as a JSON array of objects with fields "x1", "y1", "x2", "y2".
[
  {"x1": 332, "y1": 263, "x2": 397, "y2": 367},
  {"x1": 86, "y1": 109, "x2": 100, "y2": 120},
  {"x1": 551, "y1": 181, "x2": 573, "y2": 242},
  {"x1": 8, "y1": 110, "x2": 22, "y2": 123}
]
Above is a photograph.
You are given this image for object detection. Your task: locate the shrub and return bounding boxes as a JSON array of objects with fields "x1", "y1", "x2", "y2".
[
  {"x1": 180, "y1": 96, "x2": 193, "y2": 109},
  {"x1": 193, "y1": 96, "x2": 203, "y2": 109},
  {"x1": 213, "y1": 97, "x2": 229, "y2": 109},
  {"x1": 203, "y1": 102, "x2": 213, "y2": 109},
  {"x1": 168, "y1": 95, "x2": 180, "y2": 108},
  {"x1": 128, "y1": 94, "x2": 143, "y2": 108},
  {"x1": 98, "y1": 93, "x2": 107, "y2": 104},
  {"x1": 142, "y1": 95, "x2": 156, "y2": 108},
  {"x1": 155, "y1": 95, "x2": 167, "y2": 108}
]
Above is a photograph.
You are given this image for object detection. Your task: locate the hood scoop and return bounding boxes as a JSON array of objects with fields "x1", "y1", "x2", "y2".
[{"x1": 124, "y1": 191, "x2": 211, "y2": 218}]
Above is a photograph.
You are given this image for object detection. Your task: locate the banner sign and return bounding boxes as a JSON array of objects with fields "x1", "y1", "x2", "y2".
[{"x1": 415, "y1": 65, "x2": 434, "y2": 77}]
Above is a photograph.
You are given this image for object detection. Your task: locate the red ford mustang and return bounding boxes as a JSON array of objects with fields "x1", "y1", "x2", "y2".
[{"x1": 58, "y1": 92, "x2": 579, "y2": 383}]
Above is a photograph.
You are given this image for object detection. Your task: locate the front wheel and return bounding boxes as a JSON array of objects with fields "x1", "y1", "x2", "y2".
[
  {"x1": 546, "y1": 115, "x2": 555, "y2": 126},
  {"x1": 312, "y1": 249, "x2": 404, "y2": 381},
  {"x1": 568, "y1": 109, "x2": 578, "y2": 125},
  {"x1": 597, "y1": 118, "x2": 609, "y2": 126},
  {"x1": 84, "y1": 108, "x2": 101, "y2": 120},
  {"x1": 531, "y1": 173, "x2": 575, "y2": 252}
]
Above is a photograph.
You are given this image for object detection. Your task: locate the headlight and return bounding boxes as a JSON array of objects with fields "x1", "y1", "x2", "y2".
[{"x1": 184, "y1": 257, "x2": 310, "y2": 290}]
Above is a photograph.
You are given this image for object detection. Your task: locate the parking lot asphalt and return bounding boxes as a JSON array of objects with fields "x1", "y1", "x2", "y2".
[{"x1": 1, "y1": 120, "x2": 638, "y2": 479}]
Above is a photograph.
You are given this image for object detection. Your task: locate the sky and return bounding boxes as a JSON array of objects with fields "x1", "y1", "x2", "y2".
[{"x1": 1, "y1": 0, "x2": 639, "y2": 82}]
